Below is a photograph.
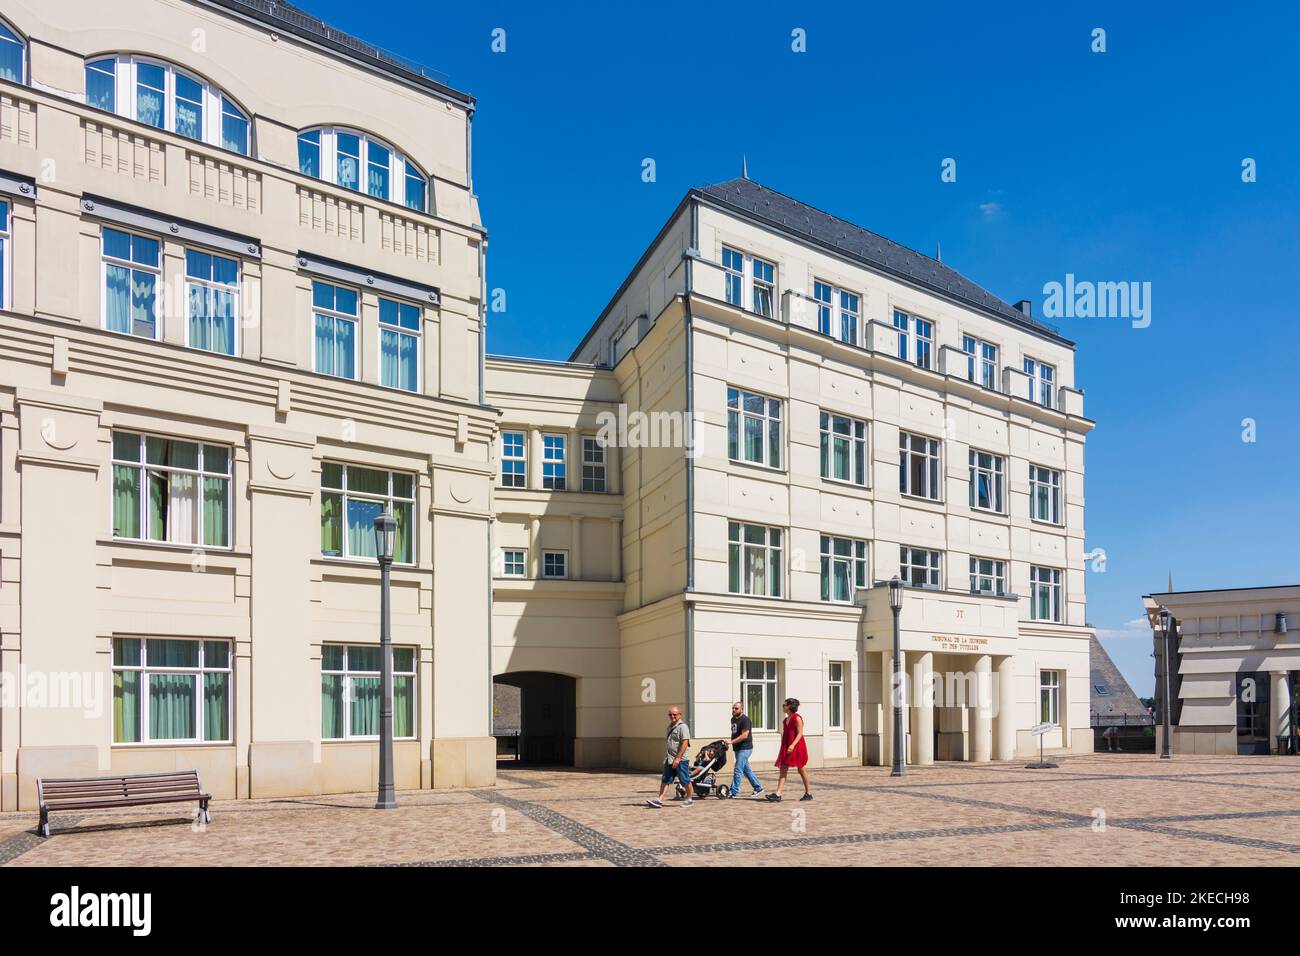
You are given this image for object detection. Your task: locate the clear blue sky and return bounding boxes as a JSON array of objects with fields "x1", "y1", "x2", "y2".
[{"x1": 307, "y1": 0, "x2": 1300, "y2": 696}]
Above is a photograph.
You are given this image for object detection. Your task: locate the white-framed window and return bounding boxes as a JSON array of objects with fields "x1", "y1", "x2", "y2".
[
  {"x1": 311, "y1": 280, "x2": 359, "y2": 380},
  {"x1": 1030, "y1": 566, "x2": 1063, "y2": 622},
  {"x1": 500, "y1": 431, "x2": 526, "y2": 487},
  {"x1": 102, "y1": 227, "x2": 161, "y2": 340},
  {"x1": 0, "y1": 19, "x2": 25, "y2": 84},
  {"x1": 83, "y1": 56, "x2": 251, "y2": 156},
  {"x1": 721, "y1": 246, "x2": 775, "y2": 317},
  {"x1": 820, "y1": 411, "x2": 867, "y2": 486},
  {"x1": 184, "y1": 248, "x2": 239, "y2": 356},
  {"x1": 582, "y1": 437, "x2": 607, "y2": 492},
  {"x1": 501, "y1": 549, "x2": 526, "y2": 577},
  {"x1": 828, "y1": 661, "x2": 846, "y2": 731},
  {"x1": 728, "y1": 521, "x2": 783, "y2": 597},
  {"x1": 962, "y1": 335, "x2": 999, "y2": 390},
  {"x1": 297, "y1": 127, "x2": 429, "y2": 213},
  {"x1": 1029, "y1": 464, "x2": 1062, "y2": 524},
  {"x1": 379, "y1": 297, "x2": 421, "y2": 393},
  {"x1": 814, "y1": 281, "x2": 860, "y2": 345},
  {"x1": 969, "y1": 556, "x2": 1006, "y2": 596},
  {"x1": 899, "y1": 431, "x2": 941, "y2": 500},
  {"x1": 320, "y1": 463, "x2": 415, "y2": 564},
  {"x1": 0, "y1": 199, "x2": 9, "y2": 311},
  {"x1": 111, "y1": 431, "x2": 231, "y2": 548},
  {"x1": 900, "y1": 546, "x2": 941, "y2": 589},
  {"x1": 741, "y1": 659, "x2": 779, "y2": 731},
  {"x1": 322, "y1": 644, "x2": 416, "y2": 740},
  {"x1": 1024, "y1": 357, "x2": 1055, "y2": 408},
  {"x1": 542, "y1": 434, "x2": 566, "y2": 490},
  {"x1": 112, "y1": 638, "x2": 231, "y2": 744},
  {"x1": 821, "y1": 535, "x2": 868, "y2": 604},
  {"x1": 968, "y1": 450, "x2": 1005, "y2": 513},
  {"x1": 727, "y1": 386, "x2": 782, "y2": 469},
  {"x1": 894, "y1": 310, "x2": 933, "y2": 369},
  {"x1": 1040, "y1": 669, "x2": 1061, "y2": 725},
  {"x1": 542, "y1": 550, "x2": 568, "y2": 579}
]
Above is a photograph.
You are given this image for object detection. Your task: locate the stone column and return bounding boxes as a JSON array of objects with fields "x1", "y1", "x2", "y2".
[
  {"x1": 570, "y1": 515, "x2": 583, "y2": 580},
  {"x1": 528, "y1": 428, "x2": 543, "y2": 489},
  {"x1": 995, "y1": 655, "x2": 1017, "y2": 761},
  {"x1": 568, "y1": 428, "x2": 580, "y2": 490},
  {"x1": 528, "y1": 515, "x2": 541, "y2": 579},
  {"x1": 970, "y1": 654, "x2": 993, "y2": 762},
  {"x1": 246, "y1": 427, "x2": 319, "y2": 798},
  {"x1": 13, "y1": 389, "x2": 106, "y2": 809},
  {"x1": 912, "y1": 651, "x2": 934, "y2": 765},
  {"x1": 610, "y1": 518, "x2": 623, "y2": 581},
  {"x1": 1271, "y1": 671, "x2": 1292, "y2": 754}
]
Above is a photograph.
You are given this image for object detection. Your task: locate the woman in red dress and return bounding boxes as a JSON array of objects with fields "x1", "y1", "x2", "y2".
[{"x1": 767, "y1": 698, "x2": 811, "y2": 802}]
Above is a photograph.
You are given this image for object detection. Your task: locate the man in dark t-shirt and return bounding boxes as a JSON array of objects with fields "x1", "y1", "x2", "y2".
[{"x1": 726, "y1": 700, "x2": 764, "y2": 798}]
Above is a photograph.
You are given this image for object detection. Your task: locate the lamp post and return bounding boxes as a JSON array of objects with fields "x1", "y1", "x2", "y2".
[
  {"x1": 1159, "y1": 606, "x2": 1173, "y2": 760},
  {"x1": 889, "y1": 575, "x2": 905, "y2": 777},
  {"x1": 373, "y1": 510, "x2": 398, "y2": 808}
]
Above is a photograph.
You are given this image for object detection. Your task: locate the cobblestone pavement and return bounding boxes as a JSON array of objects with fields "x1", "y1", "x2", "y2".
[{"x1": 2, "y1": 754, "x2": 1299, "y2": 867}]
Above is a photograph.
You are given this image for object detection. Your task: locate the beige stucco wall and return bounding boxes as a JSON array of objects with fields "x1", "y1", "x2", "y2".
[
  {"x1": 0, "y1": 0, "x2": 494, "y2": 810},
  {"x1": 1147, "y1": 587, "x2": 1300, "y2": 756}
]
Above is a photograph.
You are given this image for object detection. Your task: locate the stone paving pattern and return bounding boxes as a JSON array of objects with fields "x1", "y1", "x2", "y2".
[{"x1": 2, "y1": 755, "x2": 1299, "y2": 867}]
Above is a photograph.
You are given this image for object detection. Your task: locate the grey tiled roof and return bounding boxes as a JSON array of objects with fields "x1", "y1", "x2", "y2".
[
  {"x1": 696, "y1": 178, "x2": 1069, "y2": 344},
  {"x1": 1089, "y1": 635, "x2": 1149, "y2": 720},
  {"x1": 201, "y1": 0, "x2": 470, "y2": 105}
]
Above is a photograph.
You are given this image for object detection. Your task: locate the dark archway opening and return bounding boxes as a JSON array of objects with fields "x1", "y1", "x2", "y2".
[{"x1": 493, "y1": 672, "x2": 576, "y2": 766}]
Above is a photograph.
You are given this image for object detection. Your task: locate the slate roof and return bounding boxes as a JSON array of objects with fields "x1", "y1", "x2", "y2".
[
  {"x1": 201, "y1": 0, "x2": 471, "y2": 105},
  {"x1": 696, "y1": 177, "x2": 1070, "y2": 345},
  {"x1": 1089, "y1": 635, "x2": 1150, "y2": 721}
]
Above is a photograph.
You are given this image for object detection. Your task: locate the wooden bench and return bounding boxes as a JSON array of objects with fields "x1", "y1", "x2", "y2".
[{"x1": 36, "y1": 770, "x2": 211, "y2": 837}]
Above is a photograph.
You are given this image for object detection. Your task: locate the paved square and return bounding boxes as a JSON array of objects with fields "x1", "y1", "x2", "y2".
[{"x1": 3, "y1": 754, "x2": 1299, "y2": 867}]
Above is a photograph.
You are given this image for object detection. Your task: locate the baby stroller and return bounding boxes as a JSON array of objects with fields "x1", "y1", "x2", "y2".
[{"x1": 676, "y1": 740, "x2": 730, "y2": 799}]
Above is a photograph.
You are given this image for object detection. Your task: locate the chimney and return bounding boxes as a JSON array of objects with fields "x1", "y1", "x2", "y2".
[{"x1": 1014, "y1": 299, "x2": 1033, "y2": 318}]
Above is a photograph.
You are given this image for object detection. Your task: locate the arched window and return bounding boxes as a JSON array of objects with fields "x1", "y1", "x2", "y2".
[
  {"x1": 83, "y1": 55, "x2": 251, "y2": 157},
  {"x1": 297, "y1": 126, "x2": 429, "y2": 213},
  {"x1": 0, "y1": 19, "x2": 26, "y2": 83}
]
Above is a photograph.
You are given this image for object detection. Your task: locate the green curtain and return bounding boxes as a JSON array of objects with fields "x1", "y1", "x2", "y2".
[
  {"x1": 105, "y1": 264, "x2": 131, "y2": 334},
  {"x1": 321, "y1": 674, "x2": 344, "y2": 739},
  {"x1": 833, "y1": 435, "x2": 850, "y2": 480},
  {"x1": 380, "y1": 328, "x2": 399, "y2": 389},
  {"x1": 148, "y1": 673, "x2": 196, "y2": 740},
  {"x1": 398, "y1": 333, "x2": 418, "y2": 392},
  {"x1": 203, "y1": 477, "x2": 228, "y2": 547},
  {"x1": 394, "y1": 501, "x2": 412, "y2": 563},
  {"x1": 188, "y1": 284, "x2": 208, "y2": 351},
  {"x1": 203, "y1": 673, "x2": 228, "y2": 741},
  {"x1": 321, "y1": 492, "x2": 342, "y2": 556},
  {"x1": 314, "y1": 314, "x2": 333, "y2": 375},
  {"x1": 394, "y1": 676, "x2": 413, "y2": 737},
  {"x1": 147, "y1": 470, "x2": 167, "y2": 540},
  {"x1": 112, "y1": 465, "x2": 141, "y2": 538},
  {"x1": 113, "y1": 670, "x2": 141, "y2": 743},
  {"x1": 213, "y1": 287, "x2": 235, "y2": 356},
  {"x1": 350, "y1": 677, "x2": 380, "y2": 736}
]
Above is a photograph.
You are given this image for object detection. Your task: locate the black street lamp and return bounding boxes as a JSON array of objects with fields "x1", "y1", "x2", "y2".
[
  {"x1": 889, "y1": 575, "x2": 905, "y2": 777},
  {"x1": 1159, "y1": 606, "x2": 1173, "y2": 760},
  {"x1": 374, "y1": 510, "x2": 398, "y2": 808}
]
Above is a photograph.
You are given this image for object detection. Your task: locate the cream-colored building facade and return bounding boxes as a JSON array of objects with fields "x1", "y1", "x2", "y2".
[
  {"x1": 0, "y1": 0, "x2": 495, "y2": 810},
  {"x1": 1, "y1": 0, "x2": 1098, "y2": 811},
  {"x1": 1145, "y1": 585, "x2": 1300, "y2": 756},
  {"x1": 496, "y1": 181, "x2": 1097, "y2": 772}
]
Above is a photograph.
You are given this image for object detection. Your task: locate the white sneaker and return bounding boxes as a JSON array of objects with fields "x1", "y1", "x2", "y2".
[
  {"x1": 646, "y1": 799, "x2": 663, "y2": 808},
  {"x1": 682, "y1": 798, "x2": 694, "y2": 807}
]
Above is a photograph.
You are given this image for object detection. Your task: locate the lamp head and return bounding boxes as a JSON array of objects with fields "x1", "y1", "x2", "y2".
[
  {"x1": 888, "y1": 575, "x2": 904, "y2": 611},
  {"x1": 373, "y1": 511, "x2": 397, "y2": 564},
  {"x1": 1158, "y1": 606, "x2": 1171, "y2": 631}
]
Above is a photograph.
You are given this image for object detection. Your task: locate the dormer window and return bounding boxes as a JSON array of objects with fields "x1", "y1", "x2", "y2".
[
  {"x1": 83, "y1": 56, "x2": 251, "y2": 156},
  {"x1": 297, "y1": 126, "x2": 430, "y2": 213},
  {"x1": 0, "y1": 20, "x2": 25, "y2": 83}
]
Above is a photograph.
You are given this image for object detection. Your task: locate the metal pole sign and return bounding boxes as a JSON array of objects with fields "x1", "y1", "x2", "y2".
[{"x1": 1024, "y1": 722, "x2": 1059, "y2": 769}]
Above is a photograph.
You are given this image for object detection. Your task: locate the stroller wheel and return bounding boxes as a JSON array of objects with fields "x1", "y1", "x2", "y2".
[{"x1": 717, "y1": 784, "x2": 731, "y2": 799}]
